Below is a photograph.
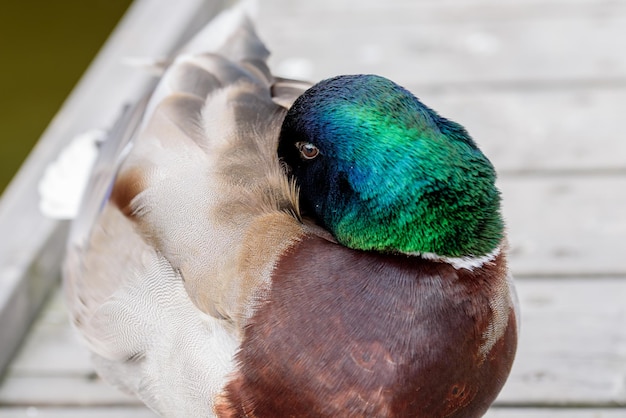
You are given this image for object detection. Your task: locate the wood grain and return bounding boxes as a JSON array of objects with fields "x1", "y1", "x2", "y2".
[
  {"x1": 500, "y1": 177, "x2": 626, "y2": 277},
  {"x1": 1, "y1": 0, "x2": 624, "y2": 415},
  {"x1": 258, "y1": 1, "x2": 626, "y2": 85},
  {"x1": 3, "y1": 277, "x2": 626, "y2": 409},
  {"x1": 0, "y1": 0, "x2": 227, "y2": 377}
]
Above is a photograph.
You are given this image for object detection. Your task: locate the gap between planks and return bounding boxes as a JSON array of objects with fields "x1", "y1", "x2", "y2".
[{"x1": 2, "y1": 278, "x2": 626, "y2": 408}]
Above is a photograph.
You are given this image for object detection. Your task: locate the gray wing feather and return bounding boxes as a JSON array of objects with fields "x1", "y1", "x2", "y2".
[
  {"x1": 67, "y1": 95, "x2": 148, "y2": 250},
  {"x1": 63, "y1": 3, "x2": 308, "y2": 413}
]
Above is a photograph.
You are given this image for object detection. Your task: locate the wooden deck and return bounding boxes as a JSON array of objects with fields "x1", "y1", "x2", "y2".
[{"x1": 1, "y1": 0, "x2": 625, "y2": 416}]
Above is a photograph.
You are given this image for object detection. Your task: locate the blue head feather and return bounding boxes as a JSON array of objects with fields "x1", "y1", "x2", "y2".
[{"x1": 278, "y1": 74, "x2": 502, "y2": 257}]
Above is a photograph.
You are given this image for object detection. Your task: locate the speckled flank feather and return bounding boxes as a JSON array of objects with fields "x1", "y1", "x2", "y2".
[{"x1": 63, "y1": 5, "x2": 309, "y2": 416}]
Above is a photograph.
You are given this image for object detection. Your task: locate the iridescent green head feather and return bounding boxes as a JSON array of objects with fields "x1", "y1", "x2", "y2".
[{"x1": 278, "y1": 74, "x2": 503, "y2": 258}]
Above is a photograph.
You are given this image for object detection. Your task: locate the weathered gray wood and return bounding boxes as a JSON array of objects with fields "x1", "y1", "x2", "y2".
[
  {"x1": 256, "y1": 1, "x2": 626, "y2": 173},
  {"x1": 257, "y1": 1, "x2": 626, "y2": 277},
  {"x1": 4, "y1": 277, "x2": 626, "y2": 408},
  {"x1": 1, "y1": 0, "x2": 623, "y2": 415},
  {"x1": 259, "y1": 0, "x2": 623, "y2": 15},
  {"x1": 421, "y1": 88, "x2": 626, "y2": 172},
  {"x1": 258, "y1": 1, "x2": 626, "y2": 85},
  {"x1": 486, "y1": 409, "x2": 626, "y2": 418},
  {"x1": 0, "y1": 377, "x2": 140, "y2": 407},
  {"x1": 0, "y1": 0, "x2": 227, "y2": 377},
  {"x1": 496, "y1": 278, "x2": 626, "y2": 406},
  {"x1": 7, "y1": 291, "x2": 92, "y2": 376},
  {"x1": 0, "y1": 227, "x2": 67, "y2": 378},
  {"x1": 0, "y1": 408, "x2": 157, "y2": 418},
  {"x1": 500, "y1": 177, "x2": 626, "y2": 276}
]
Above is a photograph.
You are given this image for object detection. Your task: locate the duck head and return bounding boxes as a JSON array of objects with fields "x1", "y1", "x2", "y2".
[{"x1": 278, "y1": 74, "x2": 503, "y2": 259}]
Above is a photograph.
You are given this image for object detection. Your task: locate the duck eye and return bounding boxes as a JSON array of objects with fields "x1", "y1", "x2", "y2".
[{"x1": 295, "y1": 142, "x2": 320, "y2": 160}]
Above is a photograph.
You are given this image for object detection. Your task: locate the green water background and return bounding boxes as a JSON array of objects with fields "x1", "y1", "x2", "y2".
[{"x1": 0, "y1": 1, "x2": 133, "y2": 196}]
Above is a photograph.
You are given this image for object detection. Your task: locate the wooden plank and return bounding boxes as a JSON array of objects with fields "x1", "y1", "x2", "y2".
[
  {"x1": 486, "y1": 409, "x2": 626, "y2": 418},
  {"x1": 262, "y1": 0, "x2": 623, "y2": 16},
  {"x1": 4, "y1": 277, "x2": 626, "y2": 407},
  {"x1": 495, "y1": 278, "x2": 626, "y2": 406},
  {"x1": 0, "y1": 227, "x2": 67, "y2": 378},
  {"x1": 7, "y1": 291, "x2": 92, "y2": 376},
  {"x1": 0, "y1": 408, "x2": 157, "y2": 418},
  {"x1": 257, "y1": 1, "x2": 626, "y2": 173},
  {"x1": 258, "y1": 1, "x2": 626, "y2": 85},
  {"x1": 0, "y1": 377, "x2": 140, "y2": 407},
  {"x1": 1, "y1": 1, "x2": 622, "y2": 415},
  {"x1": 419, "y1": 88, "x2": 626, "y2": 172},
  {"x1": 0, "y1": 292, "x2": 134, "y2": 405},
  {"x1": 257, "y1": 0, "x2": 626, "y2": 25},
  {"x1": 500, "y1": 177, "x2": 626, "y2": 276},
  {"x1": 0, "y1": 0, "x2": 227, "y2": 377}
]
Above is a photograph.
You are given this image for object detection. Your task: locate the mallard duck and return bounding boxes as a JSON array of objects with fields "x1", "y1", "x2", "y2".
[{"x1": 64, "y1": 3, "x2": 518, "y2": 417}]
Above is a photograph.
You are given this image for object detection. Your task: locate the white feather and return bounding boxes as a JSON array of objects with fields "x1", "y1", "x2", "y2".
[
  {"x1": 38, "y1": 130, "x2": 104, "y2": 219},
  {"x1": 415, "y1": 245, "x2": 502, "y2": 271}
]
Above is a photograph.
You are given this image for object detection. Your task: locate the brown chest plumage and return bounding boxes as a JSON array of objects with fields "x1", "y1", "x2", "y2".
[{"x1": 217, "y1": 235, "x2": 517, "y2": 417}]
